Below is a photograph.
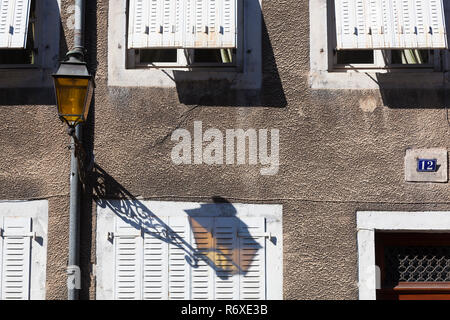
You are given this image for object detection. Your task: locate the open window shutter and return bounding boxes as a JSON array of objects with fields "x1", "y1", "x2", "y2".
[
  {"x1": 128, "y1": 0, "x2": 183, "y2": 48},
  {"x1": 129, "y1": 0, "x2": 237, "y2": 49},
  {"x1": 184, "y1": 0, "x2": 237, "y2": 48},
  {"x1": 335, "y1": 0, "x2": 447, "y2": 49},
  {"x1": 114, "y1": 219, "x2": 142, "y2": 300},
  {"x1": 1, "y1": 217, "x2": 31, "y2": 300},
  {"x1": 0, "y1": 0, "x2": 31, "y2": 49},
  {"x1": 238, "y1": 217, "x2": 266, "y2": 300},
  {"x1": 128, "y1": 0, "x2": 150, "y2": 48}
]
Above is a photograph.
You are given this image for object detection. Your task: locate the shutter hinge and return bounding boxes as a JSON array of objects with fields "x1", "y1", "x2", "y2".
[
  {"x1": 1, "y1": 231, "x2": 37, "y2": 240},
  {"x1": 108, "y1": 230, "x2": 162, "y2": 241},
  {"x1": 238, "y1": 232, "x2": 273, "y2": 239}
]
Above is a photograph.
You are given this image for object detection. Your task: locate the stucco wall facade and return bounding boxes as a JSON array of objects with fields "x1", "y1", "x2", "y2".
[{"x1": 0, "y1": 0, "x2": 448, "y2": 300}]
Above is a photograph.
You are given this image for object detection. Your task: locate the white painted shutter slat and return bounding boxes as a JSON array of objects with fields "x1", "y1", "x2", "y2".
[
  {"x1": 168, "y1": 216, "x2": 189, "y2": 300},
  {"x1": 128, "y1": 0, "x2": 183, "y2": 48},
  {"x1": 0, "y1": 0, "x2": 11, "y2": 47},
  {"x1": 143, "y1": 221, "x2": 168, "y2": 300},
  {"x1": 220, "y1": 0, "x2": 236, "y2": 48},
  {"x1": 214, "y1": 217, "x2": 239, "y2": 300},
  {"x1": 1, "y1": 217, "x2": 31, "y2": 300},
  {"x1": 238, "y1": 217, "x2": 266, "y2": 300},
  {"x1": 9, "y1": 0, "x2": 31, "y2": 48},
  {"x1": 335, "y1": 0, "x2": 447, "y2": 49},
  {"x1": 129, "y1": 0, "x2": 237, "y2": 49},
  {"x1": 128, "y1": 0, "x2": 149, "y2": 48},
  {"x1": 428, "y1": 0, "x2": 446, "y2": 47},
  {"x1": 190, "y1": 217, "x2": 214, "y2": 300},
  {"x1": 114, "y1": 219, "x2": 142, "y2": 300}
]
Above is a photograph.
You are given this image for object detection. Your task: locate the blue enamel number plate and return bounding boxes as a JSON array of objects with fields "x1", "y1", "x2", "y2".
[{"x1": 417, "y1": 159, "x2": 438, "y2": 172}]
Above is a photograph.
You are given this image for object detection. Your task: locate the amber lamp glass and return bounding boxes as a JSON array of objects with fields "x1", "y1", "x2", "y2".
[{"x1": 53, "y1": 57, "x2": 94, "y2": 127}]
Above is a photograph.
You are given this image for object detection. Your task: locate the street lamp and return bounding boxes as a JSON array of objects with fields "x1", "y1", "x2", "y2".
[
  {"x1": 53, "y1": 50, "x2": 94, "y2": 129},
  {"x1": 53, "y1": 48, "x2": 94, "y2": 300}
]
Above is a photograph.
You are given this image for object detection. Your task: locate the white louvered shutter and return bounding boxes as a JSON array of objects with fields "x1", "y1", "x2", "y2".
[
  {"x1": 214, "y1": 217, "x2": 239, "y2": 300},
  {"x1": 113, "y1": 214, "x2": 267, "y2": 300},
  {"x1": 238, "y1": 217, "x2": 266, "y2": 300},
  {"x1": 335, "y1": 0, "x2": 448, "y2": 49},
  {"x1": 167, "y1": 216, "x2": 190, "y2": 299},
  {"x1": 0, "y1": 0, "x2": 31, "y2": 49},
  {"x1": 114, "y1": 219, "x2": 142, "y2": 300},
  {"x1": 128, "y1": 0, "x2": 150, "y2": 48},
  {"x1": 128, "y1": 0, "x2": 183, "y2": 48},
  {"x1": 190, "y1": 216, "x2": 214, "y2": 299},
  {"x1": 143, "y1": 220, "x2": 168, "y2": 300},
  {"x1": 184, "y1": 0, "x2": 237, "y2": 48},
  {"x1": 0, "y1": 217, "x2": 32, "y2": 300},
  {"x1": 128, "y1": 0, "x2": 237, "y2": 49}
]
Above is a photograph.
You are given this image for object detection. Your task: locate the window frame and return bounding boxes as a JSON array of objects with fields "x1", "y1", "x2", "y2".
[
  {"x1": 108, "y1": 0, "x2": 262, "y2": 89},
  {"x1": 309, "y1": 0, "x2": 450, "y2": 89},
  {"x1": 0, "y1": 0, "x2": 37, "y2": 68},
  {"x1": 357, "y1": 211, "x2": 450, "y2": 300},
  {"x1": 125, "y1": 0, "x2": 245, "y2": 70},
  {"x1": 96, "y1": 200, "x2": 283, "y2": 300},
  {"x1": 0, "y1": 0, "x2": 61, "y2": 88},
  {"x1": 0, "y1": 200, "x2": 48, "y2": 300}
]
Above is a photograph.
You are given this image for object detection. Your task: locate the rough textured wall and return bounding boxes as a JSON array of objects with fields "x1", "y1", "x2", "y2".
[
  {"x1": 86, "y1": 0, "x2": 449, "y2": 300},
  {"x1": 0, "y1": 0, "x2": 449, "y2": 300}
]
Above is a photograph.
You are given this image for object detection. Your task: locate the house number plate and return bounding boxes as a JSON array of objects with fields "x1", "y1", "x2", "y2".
[{"x1": 417, "y1": 159, "x2": 438, "y2": 172}]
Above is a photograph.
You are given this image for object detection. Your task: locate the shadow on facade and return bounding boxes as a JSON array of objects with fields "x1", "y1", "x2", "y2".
[
  {"x1": 376, "y1": 84, "x2": 450, "y2": 109},
  {"x1": 78, "y1": 0, "x2": 97, "y2": 300},
  {"x1": 173, "y1": 2, "x2": 286, "y2": 108},
  {"x1": 90, "y1": 164, "x2": 260, "y2": 280}
]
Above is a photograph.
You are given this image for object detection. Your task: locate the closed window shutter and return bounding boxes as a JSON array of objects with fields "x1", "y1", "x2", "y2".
[
  {"x1": 0, "y1": 0, "x2": 31, "y2": 49},
  {"x1": 335, "y1": 0, "x2": 447, "y2": 49},
  {"x1": 238, "y1": 217, "x2": 266, "y2": 300},
  {"x1": 113, "y1": 215, "x2": 266, "y2": 300},
  {"x1": 128, "y1": 0, "x2": 237, "y2": 49},
  {"x1": 114, "y1": 219, "x2": 142, "y2": 300},
  {"x1": 0, "y1": 217, "x2": 32, "y2": 300},
  {"x1": 167, "y1": 216, "x2": 190, "y2": 299},
  {"x1": 190, "y1": 216, "x2": 214, "y2": 299},
  {"x1": 142, "y1": 219, "x2": 168, "y2": 300},
  {"x1": 214, "y1": 217, "x2": 239, "y2": 300}
]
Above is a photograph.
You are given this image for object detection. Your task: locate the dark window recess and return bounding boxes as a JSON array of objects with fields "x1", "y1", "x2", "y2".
[
  {"x1": 383, "y1": 246, "x2": 450, "y2": 286},
  {"x1": 194, "y1": 49, "x2": 235, "y2": 64},
  {"x1": 139, "y1": 49, "x2": 177, "y2": 63},
  {"x1": 390, "y1": 49, "x2": 430, "y2": 64},
  {"x1": 336, "y1": 50, "x2": 374, "y2": 64}
]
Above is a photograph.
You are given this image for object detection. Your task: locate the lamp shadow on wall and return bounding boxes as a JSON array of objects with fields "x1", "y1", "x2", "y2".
[
  {"x1": 90, "y1": 164, "x2": 261, "y2": 279},
  {"x1": 172, "y1": 0, "x2": 286, "y2": 108}
]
